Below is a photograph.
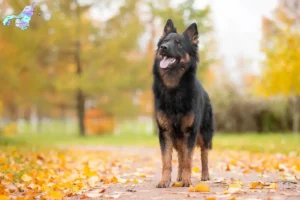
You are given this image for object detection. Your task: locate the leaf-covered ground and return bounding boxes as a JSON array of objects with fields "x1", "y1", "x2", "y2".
[{"x1": 0, "y1": 146, "x2": 300, "y2": 200}]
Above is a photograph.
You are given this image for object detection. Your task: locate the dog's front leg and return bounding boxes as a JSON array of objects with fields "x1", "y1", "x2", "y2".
[
  {"x1": 180, "y1": 133, "x2": 196, "y2": 187},
  {"x1": 157, "y1": 131, "x2": 173, "y2": 188}
]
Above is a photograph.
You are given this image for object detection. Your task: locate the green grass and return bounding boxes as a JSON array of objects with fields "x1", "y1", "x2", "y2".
[{"x1": 1, "y1": 132, "x2": 300, "y2": 154}]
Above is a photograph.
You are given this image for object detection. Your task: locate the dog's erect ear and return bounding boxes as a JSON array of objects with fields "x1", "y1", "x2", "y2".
[
  {"x1": 161, "y1": 19, "x2": 176, "y2": 38},
  {"x1": 183, "y1": 23, "x2": 198, "y2": 45}
]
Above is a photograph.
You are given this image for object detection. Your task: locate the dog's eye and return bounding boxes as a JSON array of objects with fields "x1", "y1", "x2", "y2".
[{"x1": 175, "y1": 40, "x2": 181, "y2": 46}]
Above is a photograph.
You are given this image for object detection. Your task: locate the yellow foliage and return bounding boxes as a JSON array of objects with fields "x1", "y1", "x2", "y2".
[{"x1": 255, "y1": 10, "x2": 300, "y2": 98}]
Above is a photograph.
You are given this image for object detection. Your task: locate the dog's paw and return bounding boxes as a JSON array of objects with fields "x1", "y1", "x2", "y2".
[
  {"x1": 181, "y1": 179, "x2": 192, "y2": 187},
  {"x1": 201, "y1": 174, "x2": 210, "y2": 181},
  {"x1": 156, "y1": 180, "x2": 170, "y2": 188}
]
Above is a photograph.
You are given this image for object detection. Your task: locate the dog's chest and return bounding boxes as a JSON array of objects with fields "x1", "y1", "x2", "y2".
[
  {"x1": 156, "y1": 111, "x2": 194, "y2": 137},
  {"x1": 159, "y1": 90, "x2": 192, "y2": 114}
]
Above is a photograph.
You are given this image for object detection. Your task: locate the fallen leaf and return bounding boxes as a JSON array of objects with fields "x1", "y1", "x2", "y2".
[
  {"x1": 205, "y1": 197, "x2": 216, "y2": 200},
  {"x1": 226, "y1": 164, "x2": 231, "y2": 171},
  {"x1": 111, "y1": 176, "x2": 119, "y2": 183},
  {"x1": 188, "y1": 185, "x2": 195, "y2": 192},
  {"x1": 21, "y1": 174, "x2": 32, "y2": 182},
  {"x1": 48, "y1": 191, "x2": 63, "y2": 199},
  {"x1": 192, "y1": 167, "x2": 200, "y2": 173},
  {"x1": 172, "y1": 182, "x2": 183, "y2": 187},
  {"x1": 265, "y1": 182, "x2": 278, "y2": 189},
  {"x1": 88, "y1": 176, "x2": 99, "y2": 187},
  {"x1": 224, "y1": 183, "x2": 242, "y2": 194},
  {"x1": 0, "y1": 195, "x2": 9, "y2": 200},
  {"x1": 189, "y1": 183, "x2": 210, "y2": 192},
  {"x1": 250, "y1": 182, "x2": 264, "y2": 189},
  {"x1": 104, "y1": 193, "x2": 121, "y2": 199}
]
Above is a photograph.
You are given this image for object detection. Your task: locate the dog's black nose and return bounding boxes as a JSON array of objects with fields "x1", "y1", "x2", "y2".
[{"x1": 160, "y1": 44, "x2": 168, "y2": 50}]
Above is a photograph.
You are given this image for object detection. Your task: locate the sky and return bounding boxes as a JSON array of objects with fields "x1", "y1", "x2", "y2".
[{"x1": 194, "y1": 0, "x2": 278, "y2": 74}]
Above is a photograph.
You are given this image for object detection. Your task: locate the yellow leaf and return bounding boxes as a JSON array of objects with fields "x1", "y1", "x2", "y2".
[
  {"x1": 48, "y1": 191, "x2": 63, "y2": 199},
  {"x1": 21, "y1": 174, "x2": 32, "y2": 182},
  {"x1": 194, "y1": 183, "x2": 210, "y2": 192},
  {"x1": 172, "y1": 182, "x2": 183, "y2": 187},
  {"x1": 250, "y1": 182, "x2": 264, "y2": 189},
  {"x1": 265, "y1": 182, "x2": 278, "y2": 189},
  {"x1": 84, "y1": 165, "x2": 97, "y2": 177},
  {"x1": 188, "y1": 185, "x2": 195, "y2": 192},
  {"x1": 139, "y1": 173, "x2": 146, "y2": 178},
  {"x1": 132, "y1": 178, "x2": 143, "y2": 183},
  {"x1": 192, "y1": 167, "x2": 200, "y2": 173},
  {"x1": 111, "y1": 176, "x2": 118, "y2": 183},
  {"x1": 224, "y1": 183, "x2": 242, "y2": 194},
  {"x1": 0, "y1": 195, "x2": 9, "y2": 200}
]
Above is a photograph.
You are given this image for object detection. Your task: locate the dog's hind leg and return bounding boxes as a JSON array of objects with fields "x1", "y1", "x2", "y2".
[
  {"x1": 176, "y1": 148, "x2": 184, "y2": 181},
  {"x1": 198, "y1": 136, "x2": 210, "y2": 181},
  {"x1": 198, "y1": 100, "x2": 214, "y2": 181}
]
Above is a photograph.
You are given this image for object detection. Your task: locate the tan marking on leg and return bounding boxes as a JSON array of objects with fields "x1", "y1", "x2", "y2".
[
  {"x1": 201, "y1": 148, "x2": 209, "y2": 181},
  {"x1": 181, "y1": 149, "x2": 193, "y2": 187},
  {"x1": 157, "y1": 136, "x2": 173, "y2": 188},
  {"x1": 156, "y1": 111, "x2": 173, "y2": 188},
  {"x1": 177, "y1": 112, "x2": 195, "y2": 186},
  {"x1": 197, "y1": 135, "x2": 210, "y2": 181},
  {"x1": 176, "y1": 143, "x2": 184, "y2": 181}
]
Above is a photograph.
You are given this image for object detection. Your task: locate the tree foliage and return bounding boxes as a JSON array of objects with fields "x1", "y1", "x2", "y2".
[
  {"x1": 256, "y1": 0, "x2": 300, "y2": 97},
  {"x1": 0, "y1": 0, "x2": 215, "y2": 128}
]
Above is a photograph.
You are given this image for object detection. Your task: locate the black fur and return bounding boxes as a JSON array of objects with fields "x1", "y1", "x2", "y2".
[
  {"x1": 153, "y1": 19, "x2": 214, "y2": 187},
  {"x1": 152, "y1": 19, "x2": 214, "y2": 150}
]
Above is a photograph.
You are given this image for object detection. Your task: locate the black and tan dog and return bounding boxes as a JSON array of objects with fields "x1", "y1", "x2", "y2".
[{"x1": 152, "y1": 19, "x2": 214, "y2": 188}]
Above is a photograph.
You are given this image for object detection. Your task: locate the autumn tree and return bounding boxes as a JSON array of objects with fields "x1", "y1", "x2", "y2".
[{"x1": 257, "y1": 0, "x2": 300, "y2": 133}]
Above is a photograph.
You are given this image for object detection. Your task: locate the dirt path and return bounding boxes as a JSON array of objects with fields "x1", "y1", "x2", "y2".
[{"x1": 67, "y1": 146, "x2": 300, "y2": 200}]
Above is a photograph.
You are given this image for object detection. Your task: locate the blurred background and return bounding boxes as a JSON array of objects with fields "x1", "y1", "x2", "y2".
[{"x1": 0, "y1": 0, "x2": 299, "y2": 143}]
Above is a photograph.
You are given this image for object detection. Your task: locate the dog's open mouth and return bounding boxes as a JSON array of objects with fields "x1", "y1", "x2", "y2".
[{"x1": 160, "y1": 56, "x2": 176, "y2": 69}]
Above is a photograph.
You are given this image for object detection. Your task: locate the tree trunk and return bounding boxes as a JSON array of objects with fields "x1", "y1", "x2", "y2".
[
  {"x1": 292, "y1": 96, "x2": 299, "y2": 134},
  {"x1": 75, "y1": 0, "x2": 85, "y2": 135},
  {"x1": 76, "y1": 88, "x2": 85, "y2": 135}
]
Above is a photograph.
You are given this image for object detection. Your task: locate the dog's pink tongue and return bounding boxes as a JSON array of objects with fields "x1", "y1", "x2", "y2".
[{"x1": 160, "y1": 57, "x2": 174, "y2": 68}]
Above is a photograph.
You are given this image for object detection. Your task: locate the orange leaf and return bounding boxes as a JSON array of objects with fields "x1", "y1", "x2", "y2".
[
  {"x1": 172, "y1": 182, "x2": 183, "y2": 187},
  {"x1": 194, "y1": 183, "x2": 210, "y2": 192},
  {"x1": 250, "y1": 182, "x2": 264, "y2": 189},
  {"x1": 205, "y1": 197, "x2": 216, "y2": 200},
  {"x1": 0, "y1": 195, "x2": 9, "y2": 200},
  {"x1": 111, "y1": 176, "x2": 118, "y2": 183}
]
